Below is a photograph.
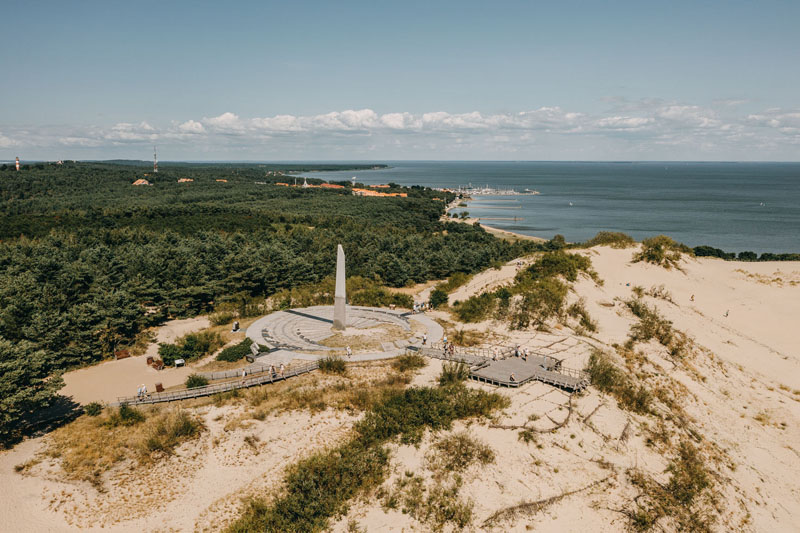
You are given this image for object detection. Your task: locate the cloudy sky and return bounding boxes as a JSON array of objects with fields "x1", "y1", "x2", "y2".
[{"x1": 2, "y1": 0, "x2": 799, "y2": 161}]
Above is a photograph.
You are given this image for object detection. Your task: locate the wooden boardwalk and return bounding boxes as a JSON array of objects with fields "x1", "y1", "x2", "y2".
[
  {"x1": 417, "y1": 346, "x2": 589, "y2": 392},
  {"x1": 113, "y1": 361, "x2": 319, "y2": 407}
]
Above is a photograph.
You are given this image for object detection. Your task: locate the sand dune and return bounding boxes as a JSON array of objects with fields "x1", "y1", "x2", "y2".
[{"x1": 2, "y1": 248, "x2": 799, "y2": 532}]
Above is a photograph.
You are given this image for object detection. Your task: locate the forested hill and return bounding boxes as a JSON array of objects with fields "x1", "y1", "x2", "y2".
[{"x1": 0, "y1": 162, "x2": 539, "y2": 445}]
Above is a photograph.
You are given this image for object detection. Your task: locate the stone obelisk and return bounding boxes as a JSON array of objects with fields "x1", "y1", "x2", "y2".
[{"x1": 333, "y1": 244, "x2": 346, "y2": 330}]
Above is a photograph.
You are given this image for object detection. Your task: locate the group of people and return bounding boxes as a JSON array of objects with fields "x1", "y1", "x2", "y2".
[
  {"x1": 268, "y1": 363, "x2": 286, "y2": 379},
  {"x1": 513, "y1": 345, "x2": 531, "y2": 361},
  {"x1": 136, "y1": 383, "x2": 148, "y2": 400},
  {"x1": 412, "y1": 302, "x2": 430, "y2": 314},
  {"x1": 441, "y1": 335, "x2": 456, "y2": 355}
]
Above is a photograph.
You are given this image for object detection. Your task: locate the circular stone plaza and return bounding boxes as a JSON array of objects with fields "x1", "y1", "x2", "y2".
[
  {"x1": 246, "y1": 245, "x2": 442, "y2": 368},
  {"x1": 246, "y1": 305, "x2": 443, "y2": 368}
]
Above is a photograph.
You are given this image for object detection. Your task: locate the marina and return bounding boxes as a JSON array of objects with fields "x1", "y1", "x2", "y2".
[{"x1": 455, "y1": 184, "x2": 540, "y2": 196}]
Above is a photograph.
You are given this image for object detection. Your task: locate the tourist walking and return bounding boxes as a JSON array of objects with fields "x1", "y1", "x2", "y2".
[
  {"x1": 422, "y1": 333, "x2": 427, "y2": 346},
  {"x1": 279, "y1": 363, "x2": 285, "y2": 378},
  {"x1": 346, "y1": 345, "x2": 352, "y2": 358}
]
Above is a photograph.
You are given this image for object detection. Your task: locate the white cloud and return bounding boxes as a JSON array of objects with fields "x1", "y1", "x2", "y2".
[
  {"x1": 0, "y1": 131, "x2": 17, "y2": 148},
  {"x1": 178, "y1": 120, "x2": 205, "y2": 134},
  {"x1": 204, "y1": 112, "x2": 243, "y2": 130},
  {"x1": 4, "y1": 102, "x2": 800, "y2": 160}
]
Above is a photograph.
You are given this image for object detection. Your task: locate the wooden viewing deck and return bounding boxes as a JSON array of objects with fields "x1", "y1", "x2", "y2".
[
  {"x1": 113, "y1": 361, "x2": 319, "y2": 407},
  {"x1": 417, "y1": 345, "x2": 589, "y2": 392}
]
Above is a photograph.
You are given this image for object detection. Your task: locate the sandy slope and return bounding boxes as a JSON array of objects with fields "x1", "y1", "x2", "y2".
[{"x1": 2, "y1": 247, "x2": 800, "y2": 532}]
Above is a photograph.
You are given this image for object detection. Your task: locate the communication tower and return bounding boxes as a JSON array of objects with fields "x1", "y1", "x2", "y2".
[{"x1": 153, "y1": 146, "x2": 158, "y2": 173}]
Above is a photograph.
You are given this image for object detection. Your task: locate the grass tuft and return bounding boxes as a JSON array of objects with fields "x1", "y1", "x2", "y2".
[
  {"x1": 438, "y1": 361, "x2": 470, "y2": 387},
  {"x1": 391, "y1": 353, "x2": 427, "y2": 373},
  {"x1": 319, "y1": 355, "x2": 347, "y2": 375}
]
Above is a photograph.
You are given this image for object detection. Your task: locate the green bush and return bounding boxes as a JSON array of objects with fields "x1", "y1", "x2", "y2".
[
  {"x1": 693, "y1": 245, "x2": 735, "y2": 260},
  {"x1": 158, "y1": 343, "x2": 183, "y2": 366},
  {"x1": 391, "y1": 353, "x2": 427, "y2": 372},
  {"x1": 567, "y1": 300, "x2": 598, "y2": 333},
  {"x1": 159, "y1": 330, "x2": 224, "y2": 366},
  {"x1": 216, "y1": 337, "x2": 253, "y2": 362},
  {"x1": 319, "y1": 356, "x2": 347, "y2": 375},
  {"x1": 227, "y1": 383, "x2": 508, "y2": 533},
  {"x1": 185, "y1": 374, "x2": 209, "y2": 389},
  {"x1": 453, "y1": 292, "x2": 496, "y2": 322},
  {"x1": 429, "y1": 288, "x2": 449, "y2": 309},
  {"x1": 209, "y1": 311, "x2": 235, "y2": 326},
  {"x1": 438, "y1": 361, "x2": 470, "y2": 387},
  {"x1": 428, "y1": 432, "x2": 495, "y2": 473},
  {"x1": 583, "y1": 231, "x2": 635, "y2": 249},
  {"x1": 106, "y1": 404, "x2": 145, "y2": 427},
  {"x1": 510, "y1": 278, "x2": 568, "y2": 329},
  {"x1": 633, "y1": 235, "x2": 692, "y2": 269},
  {"x1": 437, "y1": 271, "x2": 471, "y2": 294},
  {"x1": 518, "y1": 250, "x2": 594, "y2": 283},
  {"x1": 84, "y1": 402, "x2": 103, "y2": 417},
  {"x1": 586, "y1": 349, "x2": 651, "y2": 414}
]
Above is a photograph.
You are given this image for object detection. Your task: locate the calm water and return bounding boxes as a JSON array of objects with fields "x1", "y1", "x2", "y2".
[{"x1": 302, "y1": 162, "x2": 800, "y2": 254}]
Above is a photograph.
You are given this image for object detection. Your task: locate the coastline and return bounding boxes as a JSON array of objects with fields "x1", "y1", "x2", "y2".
[{"x1": 443, "y1": 198, "x2": 546, "y2": 243}]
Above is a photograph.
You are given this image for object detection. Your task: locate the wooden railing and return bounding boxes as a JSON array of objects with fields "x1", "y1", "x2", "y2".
[
  {"x1": 428, "y1": 342, "x2": 514, "y2": 360},
  {"x1": 113, "y1": 361, "x2": 319, "y2": 407}
]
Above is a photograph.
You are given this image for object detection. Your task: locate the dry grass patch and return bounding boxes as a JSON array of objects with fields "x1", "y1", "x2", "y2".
[
  {"x1": 42, "y1": 405, "x2": 204, "y2": 487},
  {"x1": 320, "y1": 324, "x2": 409, "y2": 351}
]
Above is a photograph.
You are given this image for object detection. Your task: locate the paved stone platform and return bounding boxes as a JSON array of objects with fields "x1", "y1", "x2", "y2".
[{"x1": 246, "y1": 306, "x2": 443, "y2": 365}]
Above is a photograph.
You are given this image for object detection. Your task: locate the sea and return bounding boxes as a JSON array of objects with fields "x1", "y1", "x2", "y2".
[{"x1": 300, "y1": 161, "x2": 800, "y2": 254}]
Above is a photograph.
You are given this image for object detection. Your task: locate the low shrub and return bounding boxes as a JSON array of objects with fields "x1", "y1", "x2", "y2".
[
  {"x1": 228, "y1": 383, "x2": 508, "y2": 533},
  {"x1": 217, "y1": 337, "x2": 253, "y2": 362},
  {"x1": 186, "y1": 374, "x2": 209, "y2": 389},
  {"x1": 437, "y1": 272, "x2": 471, "y2": 294},
  {"x1": 626, "y1": 440, "x2": 716, "y2": 531},
  {"x1": 583, "y1": 231, "x2": 636, "y2": 249},
  {"x1": 382, "y1": 473, "x2": 474, "y2": 531},
  {"x1": 84, "y1": 402, "x2": 103, "y2": 417},
  {"x1": 438, "y1": 361, "x2": 470, "y2": 387},
  {"x1": 106, "y1": 404, "x2": 145, "y2": 427},
  {"x1": 625, "y1": 298, "x2": 690, "y2": 358},
  {"x1": 509, "y1": 278, "x2": 568, "y2": 329},
  {"x1": 633, "y1": 235, "x2": 692, "y2": 269},
  {"x1": 319, "y1": 356, "x2": 347, "y2": 375},
  {"x1": 427, "y1": 432, "x2": 495, "y2": 473},
  {"x1": 391, "y1": 353, "x2": 427, "y2": 372},
  {"x1": 142, "y1": 410, "x2": 204, "y2": 455},
  {"x1": 453, "y1": 292, "x2": 496, "y2": 322},
  {"x1": 209, "y1": 311, "x2": 235, "y2": 326},
  {"x1": 357, "y1": 384, "x2": 508, "y2": 446},
  {"x1": 586, "y1": 349, "x2": 651, "y2": 414},
  {"x1": 429, "y1": 288, "x2": 449, "y2": 309},
  {"x1": 567, "y1": 300, "x2": 598, "y2": 333},
  {"x1": 159, "y1": 330, "x2": 224, "y2": 366},
  {"x1": 519, "y1": 250, "x2": 594, "y2": 283}
]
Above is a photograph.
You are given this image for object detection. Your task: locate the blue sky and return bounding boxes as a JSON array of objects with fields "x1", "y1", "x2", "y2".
[{"x1": 2, "y1": 0, "x2": 799, "y2": 160}]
